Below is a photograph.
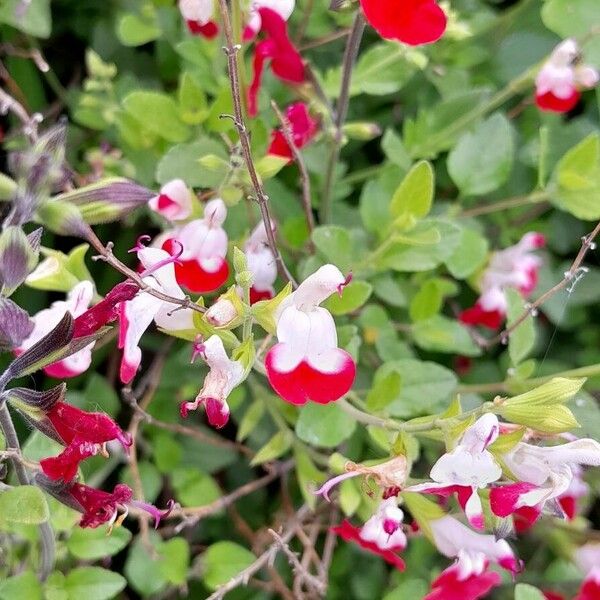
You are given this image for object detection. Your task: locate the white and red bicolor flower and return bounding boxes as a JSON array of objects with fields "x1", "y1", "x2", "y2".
[
  {"x1": 160, "y1": 198, "x2": 230, "y2": 294},
  {"x1": 180, "y1": 335, "x2": 244, "y2": 429},
  {"x1": 36, "y1": 474, "x2": 174, "y2": 530},
  {"x1": 119, "y1": 246, "x2": 194, "y2": 384},
  {"x1": 265, "y1": 264, "x2": 355, "y2": 405},
  {"x1": 243, "y1": 0, "x2": 295, "y2": 40},
  {"x1": 267, "y1": 102, "x2": 319, "y2": 162},
  {"x1": 460, "y1": 232, "x2": 545, "y2": 330},
  {"x1": 248, "y1": 8, "x2": 305, "y2": 117},
  {"x1": 407, "y1": 414, "x2": 502, "y2": 530},
  {"x1": 429, "y1": 515, "x2": 522, "y2": 584},
  {"x1": 332, "y1": 498, "x2": 406, "y2": 571},
  {"x1": 359, "y1": 0, "x2": 447, "y2": 46},
  {"x1": 178, "y1": 0, "x2": 219, "y2": 38},
  {"x1": 17, "y1": 281, "x2": 95, "y2": 379},
  {"x1": 535, "y1": 39, "x2": 599, "y2": 114},
  {"x1": 489, "y1": 439, "x2": 600, "y2": 530},
  {"x1": 148, "y1": 179, "x2": 192, "y2": 222},
  {"x1": 574, "y1": 569, "x2": 600, "y2": 600},
  {"x1": 244, "y1": 221, "x2": 277, "y2": 303}
]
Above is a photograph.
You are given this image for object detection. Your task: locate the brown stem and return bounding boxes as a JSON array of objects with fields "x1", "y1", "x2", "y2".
[
  {"x1": 216, "y1": 0, "x2": 297, "y2": 288},
  {"x1": 271, "y1": 100, "x2": 315, "y2": 243}
]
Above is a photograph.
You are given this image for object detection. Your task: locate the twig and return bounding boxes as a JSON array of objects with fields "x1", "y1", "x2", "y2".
[
  {"x1": 319, "y1": 12, "x2": 365, "y2": 224},
  {"x1": 268, "y1": 528, "x2": 327, "y2": 596},
  {"x1": 206, "y1": 504, "x2": 311, "y2": 600},
  {"x1": 483, "y1": 221, "x2": 600, "y2": 348},
  {"x1": 86, "y1": 229, "x2": 205, "y2": 314},
  {"x1": 216, "y1": 0, "x2": 297, "y2": 288},
  {"x1": 0, "y1": 83, "x2": 40, "y2": 141},
  {"x1": 271, "y1": 100, "x2": 315, "y2": 241},
  {"x1": 459, "y1": 190, "x2": 549, "y2": 218},
  {"x1": 299, "y1": 28, "x2": 352, "y2": 51}
]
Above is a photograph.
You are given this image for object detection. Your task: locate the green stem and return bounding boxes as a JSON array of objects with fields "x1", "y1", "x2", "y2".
[{"x1": 459, "y1": 190, "x2": 550, "y2": 219}]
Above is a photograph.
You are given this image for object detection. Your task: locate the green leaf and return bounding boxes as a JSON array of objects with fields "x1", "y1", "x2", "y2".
[
  {"x1": 117, "y1": 13, "x2": 161, "y2": 47},
  {"x1": 0, "y1": 572, "x2": 42, "y2": 600},
  {"x1": 312, "y1": 226, "x2": 354, "y2": 272},
  {"x1": 514, "y1": 583, "x2": 546, "y2": 600},
  {"x1": 0, "y1": 0, "x2": 51, "y2": 38},
  {"x1": 67, "y1": 525, "x2": 132, "y2": 561},
  {"x1": 448, "y1": 113, "x2": 514, "y2": 195},
  {"x1": 413, "y1": 315, "x2": 481, "y2": 356},
  {"x1": 390, "y1": 161, "x2": 434, "y2": 219},
  {"x1": 122, "y1": 91, "x2": 189, "y2": 143},
  {"x1": 158, "y1": 538, "x2": 190, "y2": 586},
  {"x1": 366, "y1": 369, "x2": 403, "y2": 412},
  {"x1": 324, "y1": 280, "x2": 373, "y2": 315},
  {"x1": 237, "y1": 400, "x2": 266, "y2": 442},
  {"x1": 506, "y1": 288, "x2": 535, "y2": 365},
  {"x1": 120, "y1": 461, "x2": 162, "y2": 503},
  {"x1": 553, "y1": 133, "x2": 600, "y2": 220},
  {"x1": 296, "y1": 402, "x2": 357, "y2": 448},
  {"x1": 65, "y1": 567, "x2": 126, "y2": 600},
  {"x1": 202, "y1": 542, "x2": 256, "y2": 591},
  {"x1": 156, "y1": 138, "x2": 228, "y2": 188},
  {"x1": 124, "y1": 533, "x2": 167, "y2": 597},
  {"x1": 446, "y1": 227, "x2": 489, "y2": 279},
  {"x1": 250, "y1": 431, "x2": 292, "y2": 466},
  {"x1": 381, "y1": 129, "x2": 412, "y2": 171},
  {"x1": 171, "y1": 467, "x2": 221, "y2": 507},
  {"x1": 409, "y1": 280, "x2": 443, "y2": 322},
  {"x1": 294, "y1": 445, "x2": 325, "y2": 510},
  {"x1": 0, "y1": 485, "x2": 49, "y2": 524},
  {"x1": 178, "y1": 72, "x2": 208, "y2": 125}
]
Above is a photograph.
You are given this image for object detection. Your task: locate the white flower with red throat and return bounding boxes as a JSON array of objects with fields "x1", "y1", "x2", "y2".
[
  {"x1": 178, "y1": 0, "x2": 219, "y2": 38},
  {"x1": 573, "y1": 545, "x2": 600, "y2": 600},
  {"x1": 460, "y1": 232, "x2": 545, "y2": 329},
  {"x1": 407, "y1": 414, "x2": 502, "y2": 530},
  {"x1": 243, "y1": 0, "x2": 295, "y2": 40},
  {"x1": 265, "y1": 264, "x2": 355, "y2": 405},
  {"x1": 180, "y1": 335, "x2": 244, "y2": 429},
  {"x1": 118, "y1": 246, "x2": 194, "y2": 384},
  {"x1": 161, "y1": 198, "x2": 230, "y2": 294},
  {"x1": 17, "y1": 281, "x2": 95, "y2": 378},
  {"x1": 332, "y1": 498, "x2": 406, "y2": 571},
  {"x1": 148, "y1": 179, "x2": 192, "y2": 222},
  {"x1": 536, "y1": 39, "x2": 599, "y2": 113},
  {"x1": 489, "y1": 438, "x2": 600, "y2": 528},
  {"x1": 244, "y1": 221, "x2": 277, "y2": 303}
]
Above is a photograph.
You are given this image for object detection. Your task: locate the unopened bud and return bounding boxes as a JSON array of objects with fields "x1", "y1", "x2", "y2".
[
  {"x1": 498, "y1": 403, "x2": 580, "y2": 434},
  {"x1": 35, "y1": 199, "x2": 89, "y2": 238},
  {"x1": 502, "y1": 378, "x2": 585, "y2": 407},
  {"x1": 0, "y1": 226, "x2": 41, "y2": 296},
  {"x1": 233, "y1": 246, "x2": 248, "y2": 275},
  {"x1": 205, "y1": 298, "x2": 238, "y2": 327},
  {"x1": 343, "y1": 121, "x2": 382, "y2": 141},
  {"x1": 198, "y1": 154, "x2": 229, "y2": 172}
]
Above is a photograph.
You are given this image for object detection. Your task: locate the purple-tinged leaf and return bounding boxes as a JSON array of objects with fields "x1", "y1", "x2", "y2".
[{"x1": 0, "y1": 297, "x2": 34, "y2": 351}]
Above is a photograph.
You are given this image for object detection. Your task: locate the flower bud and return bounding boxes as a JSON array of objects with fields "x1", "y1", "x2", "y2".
[
  {"x1": 501, "y1": 377, "x2": 585, "y2": 407},
  {"x1": 204, "y1": 287, "x2": 244, "y2": 328},
  {"x1": 35, "y1": 199, "x2": 89, "y2": 238},
  {"x1": 0, "y1": 226, "x2": 41, "y2": 296},
  {"x1": 343, "y1": 121, "x2": 382, "y2": 141},
  {"x1": 498, "y1": 403, "x2": 580, "y2": 434},
  {"x1": 0, "y1": 297, "x2": 34, "y2": 350}
]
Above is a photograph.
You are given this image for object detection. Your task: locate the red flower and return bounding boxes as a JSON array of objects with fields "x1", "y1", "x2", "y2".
[
  {"x1": 332, "y1": 520, "x2": 405, "y2": 571},
  {"x1": 186, "y1": 19, "x2": 219, "y2": 38},
  {"x1": 268, "y1": 102, "x2": 319, "y2": 161},
  {"x1": 575, "y1": 570, "x2": 600, "y2": 600},
  {"x1": 424, "y1": 563, "x2": 502, "y2": 600},
  {"x1": 39, "y1": 402, "x2": 132, "y2": 481},
  {"x1": 359, "y1": 0, "x2": 447, "y2": 46},
  {"x1": 248, "y1": 8, "x2": 305, "y2": 117},
  {"x1": 459, "y1": 303, "x2": 504, "y2": 330}
]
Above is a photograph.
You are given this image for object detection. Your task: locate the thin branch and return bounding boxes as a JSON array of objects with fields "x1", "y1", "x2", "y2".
[
  {"x1": 0, "y1": 81, "x2": 40, "y2": 141},
  {"x1": 483, "y1": 221, "x2": 600, "y2": 348},
  {"x1": 299, "y1": 28, "x2": 351, "y2": 51},
  {"x1": 271, "y1": 100, "x2": 315, "y2": 242},
  {"x1": 206, "y1": 505, "x2": 311, "y2": 600},
  {"x1": 319, "y1": 12, "x2": 365, "y2": 224},
  {"x1": 216, "y1": 0, "x2": 297, "y2": 288},
  {"x1": 86, "y1": 228, "x2": 205, "y2": 314},
  {"x1": 459, "y1": 190, "x2": 549, "y2": 218}
]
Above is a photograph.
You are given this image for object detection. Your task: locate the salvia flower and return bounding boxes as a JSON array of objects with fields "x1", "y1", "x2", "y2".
[
  {"x1": 265, "y1": 264, "x2": 355, "y2": 405},
  {"x1": 489, "y1": 439, "x2": 600, "y2": 529},
  {"x1": 178, "y1": 0, "x2": 219, "y2": 38},
  {"x1": 407, "y1": 414, "x2": 502, "y2": 529},
  {"x1": 180, "y1": 334, "x2": 244, "y2": 428},
  {"x1": 267, "y1": 102, "x2": 319, "y2": 162},
  {"x1": 460, "y1": 232, "x2": 545, "y2": 330},
  {"x1": 244, "y1": 221, "x2": 277, "y2": 303},
  {"x1": 160, "y1": 198, "x2": 229, "y2": 294},
  {"x1": 35, "y1": 474, "x2": 174, "y2": 529},
  {"x1": 243, "y1": 0, "x2": 295, "y2": 40},
  {"x1": 359, "y1": 0, "x2": 447, "y2": 46},
  {"x1": 535, "y1": 39, "x2": 599, "y2": 114},
  {"x1": 148, "y1": 179, "x2": 193, "y2": 221},
  {"x1": 119, "y1": 246, "x2": 194, "y2": 384},
  {"x1": 248, "y1": 8, "x2": 305, "y2": 117},
  {"x1": 332, "y1": 498, "x2": 406, "y2": 571},
  {"x1": 16, "y1": 280, "x2": 95, "y2": 378}
]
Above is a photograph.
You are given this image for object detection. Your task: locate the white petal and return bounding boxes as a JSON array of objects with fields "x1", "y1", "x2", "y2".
[
  {"x1": 293, "y1": 264, "x2": 346, "y2": 309},
  {"x1": 461, "y1": 414, "x2": 500, "y2": 453},
  {"x1": 178, "y1": 0, "x2": 214, "y2": 23},
  {"x1": 430, "y1": 447, "x2": 502, "y2": 487}
]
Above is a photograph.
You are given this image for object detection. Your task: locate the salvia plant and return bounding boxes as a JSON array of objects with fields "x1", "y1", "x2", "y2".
[{"x1": 0, "y1": 0, "x2": 600, "y2": 599}]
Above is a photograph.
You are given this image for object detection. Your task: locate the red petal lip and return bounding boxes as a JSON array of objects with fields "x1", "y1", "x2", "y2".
[
  {"x1": 249, "y1": 287, "x2": 274, "y2": 304},
  {"x1": 332, "y1": 520, "x2": 405, "y2": 571},
  {"x1": 265, "y1": 345, "x2": 356, "y2": 405},
  {"x1": 425, "y1": 565, "x2": 502, "y2": 600},
  {"x1": 536, "y1": 90, "x2": 580, "y2": 113},
  {"x1": 459, "y1": 303, "x2": 504, "y2": 330},
  {"x1": 186, "y1": 19, "x2": 219, "y2": 38},
  {"x1": 489, "y1": 482, "x2": 540, "y2": 518},
  {"x1": 360, "y1": 0, "x2": 447, "y2": 46}
]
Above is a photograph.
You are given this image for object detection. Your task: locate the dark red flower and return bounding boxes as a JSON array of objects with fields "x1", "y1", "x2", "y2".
[
  {"x1": 186, "y1": 19, "x2": 219, "y2": 38},
  {"x1": 332, "y1": 520, "x2": 405, "y2": 571},
  {"x1": 248, "y1": 8, "x2": 305, "y2": 117},
  {"x1": 459, "y1": 303, "x2": 504, "y2": 330},
  {"x1": 268, "y1": 102, "x2": 319, "y2": 161},
  {"x1": 359, "y1": 0, "x2": 447, "y2": 46}
]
